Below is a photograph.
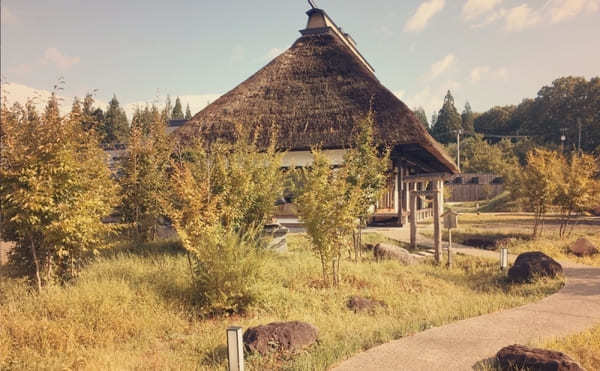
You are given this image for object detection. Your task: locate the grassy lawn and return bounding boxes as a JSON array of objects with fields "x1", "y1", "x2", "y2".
[
  {"x1": 0, "y1": 234, "x2": 563, "y2": 370},
  {"x1": 422, "y1": 212, "x2": 600, "y2": 267},
  {"x1": 535, "y1": 325, "x2": 600, "y2": 370}
]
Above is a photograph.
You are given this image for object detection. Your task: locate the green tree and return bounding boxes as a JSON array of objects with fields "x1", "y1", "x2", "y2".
[
  {"x1": 162, "y1": 95, "x2": 173, "y2": 123},
  {"x1": 185, "y1": 104, "x2": 192, "y2": 120},
  {"x1": 296, "y1": 151, "x2": 359, "y2": 287},
  {"x1": 474, "y1": 105, "x2": 516, "y2": 135},
  {"x1": 0, "y1": 95, "x2": 119, "y2": 290},
  {"x1": 461, "y1": 102, "x2": 475, "y2": 133},
  {"x1": 508, "y1": 149, "x2": 562, "y2": 238},
  {"x1": 344, "y1": 112, "x2": 390, "y2": 261},
  {"x1": 103, "y1": 94, "x2": 129, "y2": 144},
  {"x1": 413, "y1": 107, "x2": 429, "y2": 129},
  {"x1": 432, "y1": 91, "x2": 462, "y2": 144},
  {"x1": 554, "y1": 153, "x2": 600, "y2": 237},
  {"x1": 120, "y1": 106, "x2": 171, "y2": 242},
  {"x1": 172, "y1": 97, "x2": 184, "y2": 120}
]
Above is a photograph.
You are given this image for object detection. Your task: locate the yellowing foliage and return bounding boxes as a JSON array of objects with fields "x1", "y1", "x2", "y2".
[{"x1": 0, "y1": 95, "x2": 119, "y2": 290}]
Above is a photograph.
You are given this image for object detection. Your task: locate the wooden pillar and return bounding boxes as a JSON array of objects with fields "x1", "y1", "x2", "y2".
[
  {"x1": 432, "y1": 179, "x2": 442, "y2": 264},
  {"x1": 396, "y1": 165, "x2": 403, "y2": 226},
  {"x1": 410, "y1": 189, "x2": 417, "y2": 250}
]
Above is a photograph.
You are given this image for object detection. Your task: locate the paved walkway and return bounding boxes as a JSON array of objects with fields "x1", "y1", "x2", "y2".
[{"x1": 332, "y1": 227, "x2": 600, "y2": 371}]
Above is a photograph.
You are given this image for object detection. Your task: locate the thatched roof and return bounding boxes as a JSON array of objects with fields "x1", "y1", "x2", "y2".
[{"x1": 175, "y1": 9, "x2": 458, "y2": 174}]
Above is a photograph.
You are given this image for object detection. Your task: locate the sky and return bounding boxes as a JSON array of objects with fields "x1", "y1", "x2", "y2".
[{"x1": 1, "y1": 0, "x2": 599, "y2": 120}]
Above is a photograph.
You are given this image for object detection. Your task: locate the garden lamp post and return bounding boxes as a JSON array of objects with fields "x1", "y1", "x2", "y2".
[
  {"x1": 500, "y1": 247, "x2": 509, "y2": 271},
  {"x1": 227, "y1": 326, "x2": 244, "y2": 371}
]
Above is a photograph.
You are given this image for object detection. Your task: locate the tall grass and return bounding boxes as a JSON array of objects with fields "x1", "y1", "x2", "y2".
[
  {"x1": 0, "y1": 234, "x2": 563, "y2": 370},
  {"x1": 536, "y1": 325, "x2": 600, "y2": 370}
]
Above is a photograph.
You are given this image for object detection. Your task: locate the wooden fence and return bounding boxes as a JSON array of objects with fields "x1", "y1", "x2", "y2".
[{"x1": 446, "y1": 184, "x2": 504, "y2": 202}]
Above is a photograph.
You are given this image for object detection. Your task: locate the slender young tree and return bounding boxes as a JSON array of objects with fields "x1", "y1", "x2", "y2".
[
  {"x1": 461, "y1": 102, "x2": 475, "y2": 133},
  {"x1": 120, "y1": 106, "x2": 171, "y2": 241},
  {"x1": 345, "y1": 112, "x2": 390, "y2": 262},
  {"x1": 0, "y1": 95, "x2": 119, "y2": 289}
]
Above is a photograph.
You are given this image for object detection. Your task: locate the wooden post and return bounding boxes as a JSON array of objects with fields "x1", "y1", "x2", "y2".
[
  {"x1": 432, "y1": 179, "x2": 442, "y2": 264},
  {"x1": 410, "y1": 189, "x2": 417, "y2": 250},
  {"x1": 397, "y1": 166, "x2": 404, "y2": 226},
  {"x1": 227, "y1": 327, "x2": 244, "y2": 371}
]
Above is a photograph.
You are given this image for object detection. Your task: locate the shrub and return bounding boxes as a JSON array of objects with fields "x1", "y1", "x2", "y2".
[{"x1": 191, "y1": 228, "x2": 265, "y2": 315}]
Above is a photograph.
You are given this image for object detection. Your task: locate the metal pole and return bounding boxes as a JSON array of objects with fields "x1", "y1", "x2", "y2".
[
  {"x1": 456, "y1": 130, "x2": 461, "y2": 172},
  {"x1": 578, "y1": 120, "x2": 582, "y2": 154}
]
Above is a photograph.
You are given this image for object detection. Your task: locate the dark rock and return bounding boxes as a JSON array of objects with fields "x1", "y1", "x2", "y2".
[
  {"x1": 346, "y1": 296, "x2": 386, "y2": 313},
  {"x1": 496, "y1": 344, "x2": 584, "y2": 371},
  {"x1": 463, "y1": 237, "x2": 496, "y2": 249},
  {"x1": 508, "y1": 252, "x2": 563, "y2": 283},
  {"x1": 243, "y1": 321, "x2": 318, "y2": 355},
  {"x1": 364, "y1": 243, "x2": 375, "y2": 251},
  {"x1": 590, "y1": 206, "x2": 600, "y2": 216},
  {"x1": 569, "y1": 238, "x2": 599, "y2": 257},
  {"x1": 374, "y1": 243, "x2": 416, "y2": 265}
]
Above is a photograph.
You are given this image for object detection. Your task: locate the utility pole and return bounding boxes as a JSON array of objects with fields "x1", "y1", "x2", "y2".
[
  {"x1": 560, "y1": 128, "x2": 567, "y2": 154},
  {"x1": 454, "y1": 129, "x2": 463, "y2": 172},
  {"x1": 577, "y1": 120, "x2": 582, "y2": 154}
]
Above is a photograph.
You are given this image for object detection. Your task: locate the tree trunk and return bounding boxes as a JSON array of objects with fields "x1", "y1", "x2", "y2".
[{"x1": 29, "y1": 240, "x2": 42, "y2": 292}]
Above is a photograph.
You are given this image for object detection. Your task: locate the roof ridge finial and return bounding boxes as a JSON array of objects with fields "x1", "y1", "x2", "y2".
[{"x1": 308, "y1": 0, "x2": 319, "y2": 9}]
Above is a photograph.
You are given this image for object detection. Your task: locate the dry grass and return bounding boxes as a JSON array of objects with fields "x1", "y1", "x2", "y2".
[
  {"x1": 535, "y1": 325, "x2": 600, "y2": 370},
  {"x1": 423, "y1": 212, "x2": 600, "y2": 267},
  {"x1": 0, "y1": 234, "x2": 563, "y2": 370}
]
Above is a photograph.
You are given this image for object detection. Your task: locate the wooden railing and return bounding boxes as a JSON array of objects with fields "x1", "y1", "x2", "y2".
[{"x1": 414, "y1": 208, "x2": 433, "y2": 222}]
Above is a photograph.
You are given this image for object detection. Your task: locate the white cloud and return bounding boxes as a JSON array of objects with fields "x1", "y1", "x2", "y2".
[
  {"x1": 0, "y1": 82, "x2": 106, "y2": 114},
  {"x1": 548, "y1": 0, "x2": 599, "y2": 23},
  {"x1": 404, "y1": 0, "x2": 446, "y2": 33},
  {"x1": 1, "y1": 6, "x2": 18, "y2": 25},
  {"x1": 470, "y1": 66, "x2": 509, "y2": 83},
  {"x1": 504, "y1": 4, "x2": 541, "y2": 31},
  {"x1": 42, "y1": 48, "x2": 81, "y2": 70},
  {"x1": 428, "y1": 54, "x2": 456, "y2": 81},
  {"x1": 462, "y1": 0, "x2": 502, "y2": 20}
]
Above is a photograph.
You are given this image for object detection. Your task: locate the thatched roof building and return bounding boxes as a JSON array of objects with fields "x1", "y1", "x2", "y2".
[
  {"x1": 175, "y1": 4, "x2": 458, "y2": 237},
  {"x1": 175, "y1": 7, "x2": 457, "y2": 175}
]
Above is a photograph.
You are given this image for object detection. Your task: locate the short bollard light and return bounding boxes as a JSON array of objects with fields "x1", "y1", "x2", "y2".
[
  {"x1": 500, "y1": 247, "x2": 509, "y2": 271},
  {"x1": 227, "y1": 326, "x2": 244, "y2": 371}
]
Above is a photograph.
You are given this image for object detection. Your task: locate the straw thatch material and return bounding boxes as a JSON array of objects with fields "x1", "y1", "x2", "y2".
[{"x1": 175, "y1": 31, "x2": 458, "y2": 174}]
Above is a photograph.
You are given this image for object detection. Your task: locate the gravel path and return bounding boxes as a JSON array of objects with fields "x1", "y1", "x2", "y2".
[{"x1": 332, "y1": 227, "x2": 600, "y2": 371}]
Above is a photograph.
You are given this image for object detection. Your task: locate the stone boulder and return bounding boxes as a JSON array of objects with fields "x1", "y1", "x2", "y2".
[
  {"x1": 243, "y1": 321, "x2": 318, "y2": 355},
  {"x1": 508, "y1": 252, "x2": 563, "y2": 283},
  {"x1": 373, "y1": 243, "x2": 416, "y2": 265},
  {"x1": 496, "y1": 344, "x2": 584, "y2": 371},
  {"x1": 346, "y1": 296, "x2": 386, "y2": 313},
  {"x1": 569, "y1": 238, "x2": 599, "y2": 257}
]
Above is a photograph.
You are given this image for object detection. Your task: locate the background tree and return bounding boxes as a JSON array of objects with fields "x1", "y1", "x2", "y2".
[
  {"x1": 431, "y1": 91, "x2": 462, "y2": 144},
  {"x1": 0, "y1": 95, "x2": 119, "y2": 290},
  {"x1": 474, "y1": 105, "x2": 516, "y2": 135},
  {"x1": 172, "y1": 97, "x2": 184, "y2": 120},
  {"x1": 413, "y1": 107, "x2": 429, "y2": 130},
  {"x1": 185, "y1": 104, "x2": 192, "y2": 120},
  {"x1": 431, "y1": 112, "x2": 438, "y2": 131},
  {"x1": 162, "y1": 95, "x2": 173, "y2": 123},
  {"x1": 461, "y1": 102, "x2": 475, "y2": 133},
  {"x1": 103, "y1": 94, "x2": 129, "y2": 145}
]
